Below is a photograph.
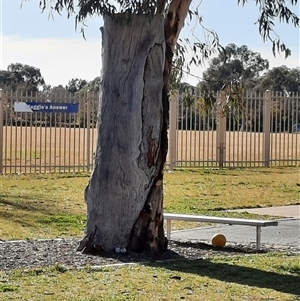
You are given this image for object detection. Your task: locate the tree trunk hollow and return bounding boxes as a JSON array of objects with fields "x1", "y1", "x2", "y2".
[{"x1": 79, "y1": 14, "x2": 167, "y2": 253}]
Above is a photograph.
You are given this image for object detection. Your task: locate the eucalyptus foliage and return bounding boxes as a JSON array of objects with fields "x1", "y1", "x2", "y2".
[
  {"x1": 34, "y1": 0, "x2": 299, "y2": 59},
  {"x1": 31, "y1": 0, "x2": 299, "y2": 112}
]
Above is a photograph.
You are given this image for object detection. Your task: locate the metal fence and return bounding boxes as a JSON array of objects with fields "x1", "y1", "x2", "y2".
[
  {"x1": 0, "y1": 89, "x2": 98, "y2": 174},
  {"x1": 0, "y1": 89, "x2": 299, "y2": 174},
  {"x1": 168, "y1": 90, "x2": 300, "y2": 169}
]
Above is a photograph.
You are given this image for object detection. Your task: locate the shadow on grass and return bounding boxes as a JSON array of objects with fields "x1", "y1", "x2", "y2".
[
  {"x1": 0, "y1": 195, "x2": 85, "y2": 232},
  {"x1": 151, "y1": 258, "x2": 300, "y2": 296},
  {"x1": 140, "y1": 240, "x2": 299, "y2": 296},
  {"x1": 0, "y1": 195, "x2": 53, "y2": 214},
  {"x1": 54, "y1": 173, "x2": 90, "y2": 179},
  {"x1": 0, "y1": 194, "x2": 80, "y2": 216},
  {"x1": 87, "y1": 240, "x2": 299, "y2": 296}
]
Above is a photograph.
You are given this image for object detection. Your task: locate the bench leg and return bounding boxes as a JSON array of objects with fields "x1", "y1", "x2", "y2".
[
  {"x1": 256, "y1": 226, "x2": 261, "y2": 250},
  {"x1": 166, "y1": 219, "x2": 171, "y2": 240}
]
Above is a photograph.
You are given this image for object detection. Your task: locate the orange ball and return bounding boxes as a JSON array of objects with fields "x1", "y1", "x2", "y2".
[{"x1": 211, "y1": 233, "x2": 226, "y2": 247}]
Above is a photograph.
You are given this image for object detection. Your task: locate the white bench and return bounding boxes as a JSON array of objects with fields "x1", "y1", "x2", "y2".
[{"x1": 164, "y1": 213, "x2": 279, "y2": 250}]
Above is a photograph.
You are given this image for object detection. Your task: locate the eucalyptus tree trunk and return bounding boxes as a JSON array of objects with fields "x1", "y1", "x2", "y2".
[
  {"x1": 78, "y1": 0, "x2": 192, "y2": 254},
  {"x1": 78, "y1": 14, "x2": 168, "y2": 253}
]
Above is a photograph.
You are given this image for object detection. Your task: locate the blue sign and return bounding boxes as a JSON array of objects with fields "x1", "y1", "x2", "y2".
[{"x1": 14, "y1": 102, "x2": 79, "y2": 113}]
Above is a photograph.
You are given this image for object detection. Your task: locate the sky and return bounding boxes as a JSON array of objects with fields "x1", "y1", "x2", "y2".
[{"x1": 0, "y1": 0, "x2": 299, "y2": 87}]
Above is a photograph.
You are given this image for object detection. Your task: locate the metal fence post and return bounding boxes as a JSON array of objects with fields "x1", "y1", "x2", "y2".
[
  {"x1": 0, "y1": 89, "x2": 3, "y2": 174},
  {"x1": 86, "y1": 91, "x2": 91, "y2": 171},
  {"x1": 217, "y1": 93, "x2": 226, "y2": 168},
  {"x1": 168, "y1": 92, "x2": 177, "y2": 172},
  {"x1": 263, "y1": 90, "x2": 271, "y2": 167}
]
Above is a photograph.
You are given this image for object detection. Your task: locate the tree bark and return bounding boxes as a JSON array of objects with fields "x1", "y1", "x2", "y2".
[
  {"x1": 78, "y1": 0, "x2": 193, "y2": 254},
  {"x1": 78, "y1": 14, "x2": 167, "y2": 253}
]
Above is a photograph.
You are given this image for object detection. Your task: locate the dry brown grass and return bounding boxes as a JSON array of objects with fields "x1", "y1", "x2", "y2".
[
  {"x1": 175, "y1": 130, "x2": 299, "y2": 166},
  {"x1": 3, "y1": 126, "x2": 98, "y2": 173},
  {"x1": 2, "y1": 126, "x2": 299, "y2": 173}
]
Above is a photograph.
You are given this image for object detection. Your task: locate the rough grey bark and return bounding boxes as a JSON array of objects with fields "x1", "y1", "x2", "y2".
[{"x1": 78, "y1": 14, "x2": 167, "y2": 253}]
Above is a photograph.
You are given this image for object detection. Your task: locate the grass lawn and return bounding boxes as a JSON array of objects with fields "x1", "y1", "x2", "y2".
[
  {"x1": 1, "y1": 253, "x2": 299, "y2": 300},
  {"x1": 0, "y1": 167, "x2": 299, "y2": 300},
  {"x1": 0, "y1": 167, "x2": 299, "y2": 240}
]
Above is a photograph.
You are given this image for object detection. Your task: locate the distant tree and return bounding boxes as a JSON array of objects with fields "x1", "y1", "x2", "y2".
[
  {"x1": 35, "y1": 0, "x2": 299, "y2": 254},
  {"x1": 256, "y1": 66, "x2": 300, "y2": 93},
  {"x1": 50, "y1": 85, "x2": 69, "y2": 95},
  {"x1": 1, "y1": 63, "x2": 45, "y2": 93},
  {"x1": 0, "y1": 70, "x2": 17, "y2": 88},
  {"x1": 87, "y1": 76, "x2": 101, "y2": 93},
  {"x1": 41, "y1": 84, "x2": 52, "y2": 95},
  {"x1": 78, "y1": 76, "x2": 101, "y2": 94},
  {"x1": 68, "y1": 77, "x2": 101, "y2": 128},
  {"x1": 199, "y1": 44, "x2": 269, "y2": 92},
  {"x1": 66, "y1": 78, "x2": 88, "y2": 94},
  {"x1": 255, "y1": 66, "x2": 300, "y2": 133}
]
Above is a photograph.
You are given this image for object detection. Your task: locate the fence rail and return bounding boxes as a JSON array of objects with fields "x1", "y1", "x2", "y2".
[{"x1": 0, "y1": 89, "x2": 299, "y2": 174}]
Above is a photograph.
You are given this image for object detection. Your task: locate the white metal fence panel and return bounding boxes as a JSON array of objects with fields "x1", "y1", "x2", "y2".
[
  {"x1": 269, "y1": 91, "x2": 299, "y2": 166},
  {"x1": 1, "y1": 89, "x2": 299, "y2": 174},
  {"x1": 170, "y1": 92, "x2": 219, "y2": 167},
  {"x1": 168, "y1": 91, "x2": 300, "y2": 168},
  {"x1": 224, "y1": 91, "x2": 265, "y2": 167},
  {"x1": 0, "y1": 89, "x2": 98, "y2": 174}
]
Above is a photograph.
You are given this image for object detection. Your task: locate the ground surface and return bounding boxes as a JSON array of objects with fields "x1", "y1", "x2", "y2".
[{"x1": 1, "y1": 205, "x2": 299, "y2": 272}]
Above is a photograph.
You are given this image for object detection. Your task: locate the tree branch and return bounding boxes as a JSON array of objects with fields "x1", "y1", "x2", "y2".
[{"x1": 165, "y1": 0, "x2": 193, "y2": 51}]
